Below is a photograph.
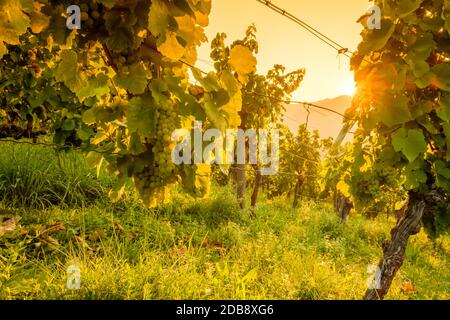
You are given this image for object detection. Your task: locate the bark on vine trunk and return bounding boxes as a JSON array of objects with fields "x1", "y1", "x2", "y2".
[
  {"x1": 364, "y1": 190, "x2": 443, "y2": 300},
  {"x1": 235, "y1": 163, "x2": 246, "y2": 209},
  {"x1": 250, "y1": 166, "x2": 261, "y2": 209},
  {"x1": 292, "y1": 175, "x2": 304, "y2": 208},
  {"x1": 334, "y1": 191, "x2": 353, "y2": 224}
]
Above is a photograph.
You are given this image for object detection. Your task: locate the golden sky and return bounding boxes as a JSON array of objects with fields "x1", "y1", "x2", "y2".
[{"x1": 197, "y1": 0, "x2": 370, "y2": 101}]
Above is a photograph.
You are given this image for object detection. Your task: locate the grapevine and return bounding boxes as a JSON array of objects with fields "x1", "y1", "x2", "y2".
[
  {"x1": 343, "y1": 0, "x2": 450, "y2": 299},
  {"x1": 0, "y1": 0, "x2": 258, "y2": 206}
]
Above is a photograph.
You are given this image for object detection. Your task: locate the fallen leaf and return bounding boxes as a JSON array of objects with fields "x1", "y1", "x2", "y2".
[
  {"x1": 0, "y1": 217, "x2": 20, "y2": 237},
  {"x1": 401, "y1": 283, "x2": 415, "y2": 293},
  {"x1": 42, "y1": 221, "x2": 65, "y2": 235}
]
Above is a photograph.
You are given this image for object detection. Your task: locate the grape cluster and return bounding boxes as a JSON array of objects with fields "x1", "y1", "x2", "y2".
[
  {"x1": 152, "y1": 102, "x2": 179, "y2": 183},
  {"x1": 133, "y1": 102, "x2": 180, "y2": 202},
  {"x1": 111, "y1": 49, "x2": 140, "y2": 72},
  {"x1": 79, "y1": 1, "x2": 102, "y2": 30}
]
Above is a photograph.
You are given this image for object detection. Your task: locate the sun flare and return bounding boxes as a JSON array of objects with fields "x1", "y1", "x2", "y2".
[{"x1": 342, "y1": 80, "x2": 356, "y2": 96}]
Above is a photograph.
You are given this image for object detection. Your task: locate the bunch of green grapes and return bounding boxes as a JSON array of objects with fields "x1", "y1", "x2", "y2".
[
  {"x1": 79, "y1": 1, "x2": 102, "y2": 30},
  {"x1": 152, "y1": 102, "x2": 179, "y2": 185},
  {"x1": 376, "y1": 165, "x2": 399, "y2": 186},
  {"x1": 111, "y1": 48, "x2": 140, "y2": 72},
  {"x1": 132, "y1": 101, "x2": 180, "y2": 204}
]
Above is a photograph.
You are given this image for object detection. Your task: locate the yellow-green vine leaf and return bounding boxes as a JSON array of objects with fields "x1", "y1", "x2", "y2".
[
  {"x1": 229, "y1": 45, "x2": 257, "y2": 82},
  {"x1": 125, "y1": 95, "x2": 156, "y2": 139},
  {"x1": 54, "y1": 50, "x2": 85, "y2": 92},
  {"x1": 157, "y1": 32, "x2": 186, "y2": 61},
  {"x1": 114, "y1": 62, "x2": 148, "y2": 95},
  {"x1": 391, "y1": 128, "x2": 427, "y2": 162}
]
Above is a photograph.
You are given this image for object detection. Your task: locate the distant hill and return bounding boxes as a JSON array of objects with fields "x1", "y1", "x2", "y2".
[{"x1": 283, "y1": 95, "x2": 353, "y2": 140}]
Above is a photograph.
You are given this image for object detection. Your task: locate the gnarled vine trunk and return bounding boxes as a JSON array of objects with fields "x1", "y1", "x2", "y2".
[
  {"x1": 364, "y1": 190, "x2": 444, "y2": 300},
  {"x1": 334, "y1": 191, "x2": 353, "y2": 224},
  {"x1": 235, "y1": 163, "x2": 246, "y2": 209},
  {"x1": 292, "y1": 175, "x2": 304, "y2": 208},
  {"x1": 251, "y1": 166, "x2": 261, "y2": 209}
]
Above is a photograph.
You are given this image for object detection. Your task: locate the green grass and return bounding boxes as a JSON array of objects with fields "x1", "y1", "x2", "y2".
[
  {"x1": 0, "y1": 142, "x2": 449, "y2": 300},
  {"x1": 0, "y1": 141, "x2": 115, "y2": 208}
]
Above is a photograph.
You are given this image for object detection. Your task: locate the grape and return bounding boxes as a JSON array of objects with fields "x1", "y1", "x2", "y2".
[
  {"x1": 117, "y1": 56, "x2": 126, "y2": 65},
  {"x1": 85, "y1": 18, "x2": 94, "y2": 28},
  {"x1": 131, "y1": 98, "x2": 179, "y2": 200},
  {"x1": 80, "y1": 4, "x2": 89, "y2": 13},
  {"x1": 90, "y1": 2, "x2": 99, "y2": 11},
  {"x1": 91, "y1": 11, "x2": 100, "y2": 19},
  {"x1": 80, "y1": 12, "x2": 89, "y2": 21}
]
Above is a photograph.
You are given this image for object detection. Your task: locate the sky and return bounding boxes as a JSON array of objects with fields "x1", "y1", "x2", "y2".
[{"x1": 197, "y1": 0, "x2": 370, "y2": 102}]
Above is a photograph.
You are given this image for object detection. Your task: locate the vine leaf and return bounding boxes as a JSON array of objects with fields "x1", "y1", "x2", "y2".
[
  {"x1": 181, "y1": 164, "x2": 211, "y2": 197},
  {"x1": 148, "y1": 0, "x2": 171, "y2": 37},
  {"x1": 125, "y1": 95, "x2": 156, "y2": 139},
  {"x1": 229, "y1": 45, "x2": 257, "y2": 82},
  {"x1": 430, "y1": 64, "x2": 450, "y2": 92},
  {"x1": 221, "y1": 89, "x2": 242, "y2": 128},
  {"x1": 443, "y1": 0, "x2": 450, "y2": 33},
  {"x1": 106, "y1": 25, "x2": 135, "y2": 52},
  {"x1": 114, "y1": 62, "x2": 148, "y2": 95},
  {"x1": 0, "y1": 0, "x2": 31, "y2": 57},
  {"x1": 391, "y1": 128, "x2": 427, "y2": 162},
  {"x1": 76, "y1": 74, "x2": 110, "y2": 102},
  {"x1": 405, "y1": 168, "x2": 427, "y2": 189},
  {"x1": 29, "y1": 3, "x2": 50, "y2": 34},
  {"x1": 55, "y1": 50, "x2": 85, "y2": 92},
  {"x1": 158, "y1": 32, "x2": 186, "y2": 61},
  {"x1": 385, "y1": 0, "x2": 422, "y2": 17},
  {"x1": 357, "y1": 19, "x2": 395, "y2": 57},
  {"x1": 437, "y1": 95, "x2": 450, "y2": 122},
  {"x1": 377, "y1": 95, "x2": 412, "y2": 127}
]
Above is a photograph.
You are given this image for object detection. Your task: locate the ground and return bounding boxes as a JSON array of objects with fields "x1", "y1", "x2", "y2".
[{"x1": 0, "y1": 142, "x2": 449, "y2": 300}]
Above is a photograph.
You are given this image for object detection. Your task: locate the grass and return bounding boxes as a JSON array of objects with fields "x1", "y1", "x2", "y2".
[
  {"x1": 0, "y1": 142, "x2": 449, "y2": 300},
  {"x1": 0, "y1": 141, "x2": 114, "y2": 208}
]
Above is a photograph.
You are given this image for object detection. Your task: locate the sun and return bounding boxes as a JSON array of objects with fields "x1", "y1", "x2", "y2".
[{"x1": 342, "y1": 80, "x2": 356, "y2": 96}]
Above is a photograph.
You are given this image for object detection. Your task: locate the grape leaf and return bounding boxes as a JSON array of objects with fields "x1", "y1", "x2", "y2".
[
  {"x1": 357, "y1": 19, "x2": 395, "y2": 57},
  {"x1": 0, "y1": 0, "x2": 31, "y2": 57},
  {"x1": 29, "y1": 7, "x2": 50, "y2": 34},
  {"x1": 114, "y1": 62, "x2": 148, "y2": 95},
  {"x1": 125, "y1": 95, "x2": 156, "y2": 139},
  {"x1": 391, "y1": 128, "x2": 427, "y2": 162},
  {"x1": 0, "y1": 0, "x2": 30, "y2": 39},
  {"x1": 434, "y1": 160, "x2": 450, "y2": 179},
  {"x1": 229, "y1": 45, "x2": 257, "y2": 82},
  {"x1": 387, "y1": 0, "x2": 422, "y2": 17},
  {"x1": 55, "y1": 50, "x2": 85, "y2": 92},
  {"x1": 437, "y1": 95, "x2": 450, "y2": 121},
  {"x1": 181, "y1": 164, "x2": 211, "y2": 197},
  {"x1": 157, "y1": 32, "x2": 186, "y2": 61},
  {"x1": 106, "y1": 25, "x2": 135, "y2": 51},
  {"x1": 127, "y1": 132, "x2": 144, "y2": 155},
  {"x1": 76, "y1": 74, "x2": 110, "y2": 101},
  {"x1": 430, "y1": 64, "x2": 450, "y2": 91},
  {"x1": 192, "y1": 69, "x2": 221, "y2": 92},
  {"x1": 405, "y1": 168, "x2": 427, "y2": 189},
  {"x1": 221, "y1": 89, "x2": 242, "y2": 128},
  {"x1": 377, "y1": 95, "x2": 412, "y2": 127},
  {"x1": 149, "y1": 0, "x2": 171, "y2": 37}
]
